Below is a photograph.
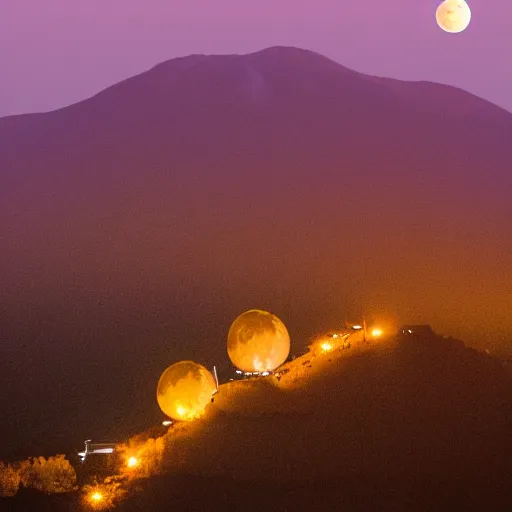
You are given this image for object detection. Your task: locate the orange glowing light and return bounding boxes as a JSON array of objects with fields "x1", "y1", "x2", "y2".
[
  {"x1": 83, "y1": 481, "x2": 125, "y2": 510},
  {"x1": 176, "y1": 405, "x2": 188, "y2": 417},
  {"x1": 321, "y1": 342, "x2": 333, "y2": 352},
  {"x1": 371, "y1": 328, "x2": 383, "y2": 338},
  {"x1": 90, "y1": 491, "x2": 103, "y2": 502},
  {"x1": 127, "y1": 456, "x2": 138, "y2": 468}
]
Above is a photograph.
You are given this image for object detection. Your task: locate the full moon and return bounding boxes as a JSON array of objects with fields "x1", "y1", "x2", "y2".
[
  {"x1": 436, "y1": 0, "x2": 471, "y2": 33},
  {"x1": 156, "y1": 361, "x2": 217, "y2": 421},
  {"x1": 227, "y1": 309, "x2": 290, "y2": 372}
]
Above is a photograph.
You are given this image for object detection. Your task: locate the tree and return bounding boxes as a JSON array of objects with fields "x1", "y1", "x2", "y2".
[
  {"x1": 0, "y1": 461, "x2": 21, "y2": 497},
  {"x1": 18, "y1": 455, "x2": 77, "y2": 494}
]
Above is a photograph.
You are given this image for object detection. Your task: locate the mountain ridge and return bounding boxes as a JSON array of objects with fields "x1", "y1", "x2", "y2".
[{"x1": 1, "y1": 46, "x2": 511, "y2": 123}]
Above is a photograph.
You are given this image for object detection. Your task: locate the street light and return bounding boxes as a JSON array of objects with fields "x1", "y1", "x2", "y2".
[
  {"x1": 321, "y1": 341, "x2": 333, "y2": 353},
  {"x1": 87, "y1": 490, "x2": 104, "y2": 507}
]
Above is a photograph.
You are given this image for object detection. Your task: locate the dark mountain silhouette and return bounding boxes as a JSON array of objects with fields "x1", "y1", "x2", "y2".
[
  {"x1": 147, "y1": 331, "x2": 512, "y2": 481},
  {"x1": 120, "y1": 333, "x2": 511, "y2": 510},
  {"x1": 1, "y1": 47, "x2": 511, "y2": 459},
  {"x1": 3, "y1": 331, "x2": 512, "y2": 510}
]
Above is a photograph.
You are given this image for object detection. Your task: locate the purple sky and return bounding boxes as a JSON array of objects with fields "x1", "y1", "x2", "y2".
[{"x1": 1, "y1": 0, "x2": 510, "y2": 117}]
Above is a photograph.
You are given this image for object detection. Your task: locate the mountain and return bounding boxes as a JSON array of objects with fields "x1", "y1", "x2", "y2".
[{"x1": 1, "y1": 47, "x2": 511, "y2": 458}]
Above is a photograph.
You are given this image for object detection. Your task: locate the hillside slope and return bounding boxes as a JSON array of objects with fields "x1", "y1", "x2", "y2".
[
  {"x1": 120, "y1": 332, "x2": 511, "y2": 509},
  {"x1": 3, "y1": 331, "x2": 511, "y2": 510},
  {"x1": 155, "y1": 332, "x2": 511, "y2": 482}
]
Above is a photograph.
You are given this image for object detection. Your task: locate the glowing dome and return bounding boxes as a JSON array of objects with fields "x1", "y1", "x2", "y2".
[
  {"x1": 227, "y1": 309, "x2": 290, "y2": 372},
  {"x1": 156, "y1": 361, "x2": 216, "y2": 421}
]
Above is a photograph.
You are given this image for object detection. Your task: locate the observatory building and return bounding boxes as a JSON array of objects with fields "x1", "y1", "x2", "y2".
[{"x1": 399, "y1": 325, "x2": 434, "y2": 337}]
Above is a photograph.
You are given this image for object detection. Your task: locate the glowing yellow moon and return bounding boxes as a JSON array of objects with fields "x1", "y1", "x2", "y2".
[
  {"x1": 227, "y1": 309, "x2": 290, "y2": 372},
  {"x1": 156, "y1": 361, "x2": 216, "y2": 421},
  {"x1": 436, "y1": 0, "x2": 471, "y2": 33}
]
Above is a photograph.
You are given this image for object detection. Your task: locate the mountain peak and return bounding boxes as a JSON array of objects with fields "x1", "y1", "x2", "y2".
[
  {"x1": 143, "y1": 45, "x2": 358, "y2": 86},
  {"x1": 247, "y1": 45, "x2": 333, "y2": 60}
]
